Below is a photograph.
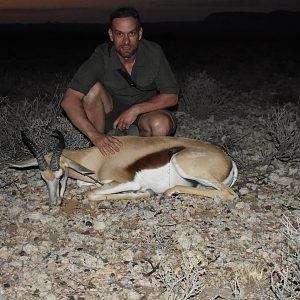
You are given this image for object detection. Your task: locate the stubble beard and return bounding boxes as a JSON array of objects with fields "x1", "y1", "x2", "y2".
[{"x1": 116, "y1": 44, "x2": 138, "y2": 59}]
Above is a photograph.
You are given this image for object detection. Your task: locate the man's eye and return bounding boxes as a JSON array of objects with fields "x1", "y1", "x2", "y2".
[
  {"x1": 117, "y1": 32, "x2": 123, "y2": 36},
  {"x1": 129, "y1": 31, "x2": 136, "y2": 36}
]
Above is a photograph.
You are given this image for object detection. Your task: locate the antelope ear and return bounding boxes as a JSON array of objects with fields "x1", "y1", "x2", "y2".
[
  {"x1": 65, "y1": 158, "x2": 95, "y2": 174},
  {"x1": 9, "y1": 158, "x2": 39, "y2": 168}
]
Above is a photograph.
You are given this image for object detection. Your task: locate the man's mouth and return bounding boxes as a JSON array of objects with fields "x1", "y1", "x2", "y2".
[{"x1": 121, "y1": 46, "x2": 131, "y2": 50}]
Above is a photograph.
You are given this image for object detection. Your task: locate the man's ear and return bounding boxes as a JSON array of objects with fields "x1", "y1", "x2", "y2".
[
  {"x1": 138, "y1": 27, "x2": 143, "y2": 40},
  {"x1": 108, "y1": 28, "x2": 113, "y2": 42}
]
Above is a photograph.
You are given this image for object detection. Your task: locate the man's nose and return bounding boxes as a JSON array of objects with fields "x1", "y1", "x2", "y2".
[{"x1": 124, "y1": 34, "x2": 130, "y2": 44}]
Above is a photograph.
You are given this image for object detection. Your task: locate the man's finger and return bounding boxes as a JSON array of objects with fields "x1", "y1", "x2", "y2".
[
  {"x1": 104, "y1": 144, "x2": 116, "y2": 155},
  {"x1": 109, "y1": 136, "x2": 123, "y2": 147},
  {"x1": 99, "y1": 146, "x2": 107, "y2": 157}
]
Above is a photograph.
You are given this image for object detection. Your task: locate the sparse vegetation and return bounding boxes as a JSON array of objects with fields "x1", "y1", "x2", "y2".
[
  {"x1": 2, "y1": 23, "x2": 300, "y2": 299},
  {"x1": 0, "y1": 93, "x2": 89, "y2": 165},
  {"x1": 156, "y1": 252, "x2": 206, "y2": 300},
  {"x1": 270, "y1": 216, "x2": 300, "y2": 300},
  {"x1": 180, "y1": 71, "x2": 231, "y2": 120},
  {"x1": 262, "y1": 104, "x2": 300, "y2": 165}
]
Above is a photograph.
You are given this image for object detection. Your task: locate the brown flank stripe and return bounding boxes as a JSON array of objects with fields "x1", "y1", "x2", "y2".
[{"x1": 126, "y1": 147, "x2": 186, "y2": 175}]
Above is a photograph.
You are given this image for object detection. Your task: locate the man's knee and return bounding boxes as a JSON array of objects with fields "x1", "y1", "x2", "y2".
[
  {"x1": 82, "y1": 82, "x2": 111, "y2": 112},
  {"x1": 139, "y1": 111, "x2": 174, "y2": 136},
  {"x1": 83, "y1": 82, "x2": 103, "y2": 104}
]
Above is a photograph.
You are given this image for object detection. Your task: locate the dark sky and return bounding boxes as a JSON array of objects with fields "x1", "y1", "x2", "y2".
[{"x1": 1, "y1": 0, "x2": 300, "y2": 23}]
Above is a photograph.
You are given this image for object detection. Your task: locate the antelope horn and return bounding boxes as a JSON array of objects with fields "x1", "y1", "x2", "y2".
[
  {"x1": 21, "y1": 130, "x2": 48, "y2": 171},
  {"x1": 49, "y1": 130, "x2": 65, "y2": 172}
]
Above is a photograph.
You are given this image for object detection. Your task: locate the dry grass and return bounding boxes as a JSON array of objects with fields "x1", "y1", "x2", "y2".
[{"x1": 0, "y1": 92, "x2": 89, "y2": 165}]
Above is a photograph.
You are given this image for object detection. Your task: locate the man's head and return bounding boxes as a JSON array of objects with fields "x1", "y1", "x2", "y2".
[{"x1": 108, "y1": 7, "x2": 143, "y2": 59}]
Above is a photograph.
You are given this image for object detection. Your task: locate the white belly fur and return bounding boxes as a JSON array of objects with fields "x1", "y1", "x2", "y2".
[{"x1": 134, "y1": 162, "x2": 194, "y2": 193}]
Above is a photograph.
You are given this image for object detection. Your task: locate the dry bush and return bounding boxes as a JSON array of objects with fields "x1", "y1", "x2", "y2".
[
  {"x1": 270, "y1": 216, "x2": 300, "y2": 300},
  {"x1": 208, "y1": 127, "x2": 250, "y2": 168},
  {"x1": 180, "y1": 72, "x2": 230, "y2": 120},
  {"x1": 235, "y1": 263, "x2": 270, "y2": 299},
  {"x1": 262, "y1": 104, "x2": 300, "y2": 164},
  {"x1": 156, "y1": 252, "x2": 206, "y2": 300},
  {"x1": 0, "y1": 93, "x2": 89, "y2": 165}
]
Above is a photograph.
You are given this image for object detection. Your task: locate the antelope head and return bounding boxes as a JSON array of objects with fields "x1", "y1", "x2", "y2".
[{"x1": 10, "y1": 130, "x2": 94, "y2": 206}]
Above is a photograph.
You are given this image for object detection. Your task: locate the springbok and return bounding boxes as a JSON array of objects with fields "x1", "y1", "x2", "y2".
[{"x1": 10, "y1": 130, "x2": 238, "y2": 206}]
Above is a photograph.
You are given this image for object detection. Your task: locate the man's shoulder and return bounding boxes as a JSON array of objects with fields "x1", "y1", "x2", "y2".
[{"x1": 93, "y1": 42, "x2": 113, "y2": 57}]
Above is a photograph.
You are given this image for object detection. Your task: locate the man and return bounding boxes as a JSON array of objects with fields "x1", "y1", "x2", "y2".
[{"x1": 61, "y1": 6, "x2": 179, "y2": 156}]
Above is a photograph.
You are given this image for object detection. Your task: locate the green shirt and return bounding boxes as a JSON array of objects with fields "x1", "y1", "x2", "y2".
[{"x1": 69, "y1": 39, "x2": 179, "y2": 107}]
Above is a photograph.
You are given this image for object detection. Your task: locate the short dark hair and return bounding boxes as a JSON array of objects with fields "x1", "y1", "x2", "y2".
[{"x1": 109, "y1": 6, "x2": 140, "y2": 28}]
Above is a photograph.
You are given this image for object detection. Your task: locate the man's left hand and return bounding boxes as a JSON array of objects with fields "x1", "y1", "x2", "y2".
[{"x1": 113, "y1": 107, "x2": 138, "y2": 130}]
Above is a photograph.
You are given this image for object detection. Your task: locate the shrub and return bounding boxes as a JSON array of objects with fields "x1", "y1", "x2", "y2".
[
  {"x1": 271, "y1": 216, "x2": 300, "y2": 299},
  {"x1": 157, "y1": 252, "x2": 205, "y2": 300},
  {"x1": 180, "y1": 72, "x2": 230, "y2": 120},
  {"x1": 0, "y1": 93, "x2": 89, "y2": 165},
  {"x1": 262, "y1": 104, "x2": 300, "y2": 164}
]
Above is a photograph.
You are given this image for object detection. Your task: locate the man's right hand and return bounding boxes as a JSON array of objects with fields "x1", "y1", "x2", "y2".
[{"x1": 91, "y1": 133, "x2": 123, "y2": 156}]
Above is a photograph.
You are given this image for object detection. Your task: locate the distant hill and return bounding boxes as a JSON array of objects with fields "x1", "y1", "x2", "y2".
[
  {"x1": 1, "y1": 10, "x2": 300, "y2": 41},
  {"x1": 0, "y1": 10, "x2": 299, "y2": 60},
  {"x1": 202, "y1": 10, "x2": 300, "y2": 37}
]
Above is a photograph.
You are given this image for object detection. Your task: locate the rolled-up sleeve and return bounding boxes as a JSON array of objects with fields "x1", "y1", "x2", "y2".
[{"x1": 68, "y1": 46, "x2": 105, "y2": 96}]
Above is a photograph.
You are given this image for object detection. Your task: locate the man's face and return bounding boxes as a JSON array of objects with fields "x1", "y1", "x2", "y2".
[{"x1": 108, "y1": 17, "x2": 143, "y2": 59}]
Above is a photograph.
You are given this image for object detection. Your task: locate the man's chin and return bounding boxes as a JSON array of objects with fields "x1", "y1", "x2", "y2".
[
  {"x1": 116, "y1": 47, "x2": 138, "y2": 59},
  {"x1": 120, "y1": 53, "x2": 133, "y2": 58}
]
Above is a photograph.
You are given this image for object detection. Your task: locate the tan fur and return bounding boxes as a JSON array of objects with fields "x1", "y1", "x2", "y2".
[
  {"x1": 11, "y1": 136, "x2": 238, "y2": 203},
  {"x1": 61, "y1": 136, "x2": 237, "y2": 201}
]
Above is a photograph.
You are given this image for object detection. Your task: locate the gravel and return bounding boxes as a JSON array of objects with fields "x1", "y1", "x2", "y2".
[{"x1": 1, "y1": 94, "x2": 300, "y2": 299}]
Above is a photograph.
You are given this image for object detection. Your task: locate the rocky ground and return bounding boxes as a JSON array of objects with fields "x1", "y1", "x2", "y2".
[{"x1": 1, "y1": 92, "x2": 300, "y2": 300}]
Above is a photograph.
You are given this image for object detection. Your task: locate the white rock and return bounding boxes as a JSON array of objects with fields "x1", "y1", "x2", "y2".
[
  {"x1": 177, "y1": 234, "x2": 191, "y2": 250},
  {"x1": 10, "y1": 205, "x2": 22, "y2": 215},
  {"x1": 44, "y1": 294, "x2": 56, "y2": 300},
  {"x1": 246, "y1": 215, "x2": 260, "y2": 224},
  {"x1": 123, "y1": 249, "x2": 134, "y2": 261},
  {"x1": 239, "y1": 187, "x2": 249, "y2": 195},
  {"x1": 0, "y1": 247, "x2": 12, "y2": 259},
  {"x1": 81, "y1": 254, "x2": 98, "y2": 268},
  {"x1": 24, "y1": 212, "x2": 43, "y2": 222},
  {"x1": 213, "y1": 195, "x2": 222, "y2": 205},
  {"x1": 191, "y1": 233, "x2": 204, "y2": 246},
  {"x1": 36, "y1": 180, "x2": 45, "y2": 187},
  {"x1": 23, "y1": 243, "x2": 38, "y2": 254},
  {"x1": 289, "y1": 168, "x2": 298, "y2": 176},
  {"x1": 41, "y1": 215, "x2": 55, "y2": 225},
  {"x1": 94, "y1": 221, "x2": 106, "y2": 231},
  {"x1": 236, "y1": 202, "x2": 245, "y2": 209},
  {"x1": 240, "y1": 234, "x2": 252, "y2": 242}
]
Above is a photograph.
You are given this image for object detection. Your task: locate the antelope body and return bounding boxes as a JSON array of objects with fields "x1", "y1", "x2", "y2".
[{"x1": 10, "y1": 131, "x2": 238, "y2": 206}]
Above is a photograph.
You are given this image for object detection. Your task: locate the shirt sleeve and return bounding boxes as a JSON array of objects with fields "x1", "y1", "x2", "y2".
[{"x1": 68, "y1": 46, "x2": 105, "y2": 96}]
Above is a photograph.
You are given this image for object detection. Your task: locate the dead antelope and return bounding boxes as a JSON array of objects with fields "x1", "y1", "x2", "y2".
[{"x1": 10, "y1": 130, "x2": 238, "y2": 206}]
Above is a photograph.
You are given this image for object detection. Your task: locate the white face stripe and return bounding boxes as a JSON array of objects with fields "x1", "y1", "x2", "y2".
[{"x1": 41, "y1": 169, "x2": 65, "y2": 206}]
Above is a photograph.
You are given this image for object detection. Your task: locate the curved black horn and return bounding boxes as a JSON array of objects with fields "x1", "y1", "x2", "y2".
[
  {"x1": 21, "y1": 130, "x2": 48, "y2": 171},
  {"x1": 49, "y1": 130, "x2": 65, "y2": 172}
]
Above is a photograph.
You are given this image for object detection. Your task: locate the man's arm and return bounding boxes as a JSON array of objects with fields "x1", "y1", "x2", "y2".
[
  {"x1": 113, "y1": 93, "x2": 178, "y2": 129},
  {"x1": 61, "y1": 88, "x2": 122, "y2": 156}
]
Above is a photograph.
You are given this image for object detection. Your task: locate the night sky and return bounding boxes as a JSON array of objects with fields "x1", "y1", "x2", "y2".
[{"x1": 1, "y1": 0, "x2": 300, "y2": 24}]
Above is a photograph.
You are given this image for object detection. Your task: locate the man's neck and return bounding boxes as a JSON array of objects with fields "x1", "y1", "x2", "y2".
[{"x1": 118, "y1": 54, "x2": 136, "y2": 75}]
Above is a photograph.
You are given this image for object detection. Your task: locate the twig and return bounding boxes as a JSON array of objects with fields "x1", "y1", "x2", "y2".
[
  {"x1": 143, "y1": 258, "x2": 160, "y2": 277},
  {"x1": 0, "y1": 178, "x2": 19, "y2": 189}
]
